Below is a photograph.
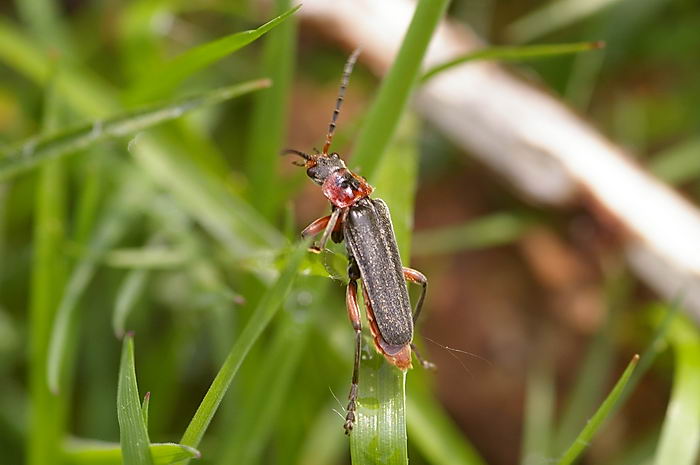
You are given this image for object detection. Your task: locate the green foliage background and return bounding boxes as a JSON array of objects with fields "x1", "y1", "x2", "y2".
[{"x1": 1, "y1": 0, "x2": 700, "y2": 464}]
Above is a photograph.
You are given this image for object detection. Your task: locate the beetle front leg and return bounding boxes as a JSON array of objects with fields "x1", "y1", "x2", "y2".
[
  {"x1": 301, "y1": 208, "x2": 344, "y2": 253},
  {"x1": 344, "y1": 278, "x2": 362, "y2": 434}
]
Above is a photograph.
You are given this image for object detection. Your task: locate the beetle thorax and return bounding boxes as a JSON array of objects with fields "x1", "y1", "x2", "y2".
[{"x1": 321, "y1": 169, "x2": 374, "y2": 208}]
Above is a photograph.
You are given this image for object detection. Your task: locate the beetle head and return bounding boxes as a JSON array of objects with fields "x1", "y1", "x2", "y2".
[{"x1": 283, "y1": 150, "x2": 346, "y2": 185}]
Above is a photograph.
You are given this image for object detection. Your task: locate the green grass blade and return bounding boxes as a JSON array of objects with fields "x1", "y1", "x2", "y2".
[
  {"x1": 113, "y1": 268, "x2": 149, "y2": 338},
  {"x1": 0, "y1": 19, "x2": 117, "y2": 116},
  {"x1": 349, "y1": 0, "x2": 451, "y2": 180},
  {"x1": 0, "y1": 79, "x2": 270, "y2": 180},
  {"x1": 406, "y1": 389, "x2": 486, "y2": 465},
  {"x1": 117, "y1": 335, "x2": 154, "y2": 465},
  {"x1": 141, "y1": 392, "x2": 151, "y2": 430},
  {"x1": 218, "y1": 281, "x2": 326, "y2": 465},
  {"x1": 15, "y1": 0, "x2": 74, "y2": 56},
  {"x1": 413, "y1": 212, "x2": 532, "y2": 256},
  {"x1": 244, "y1": 0, "x2": 296, "y2": 219},
  {"x1": 128, "y1": 5, "x2": 300, "y2": 102},
  {"x1": 350, "y1": 355, "x2": 408, "y2": 465},
  {"x1": 179, "y1": 240, "x2": 308, "y2": 453},
  {"x1": 47, "y1": 178, "x2": 148, "y2": 394},
  {"x1": 556, "y1": 354, "x2": 640, "y2": 465},
  {"x1": 63, "y1": 440, "x2": 200, "y2": 465},
  {"x1": 28, "y1": 75, "x2": 68, "y2": 465},
  {"x1": 521, "y1": 353, "x2": 555, "y2": 465},
  {"x1": 652, "y1": 316, "x2": 700, "y2": 465},
  {"x1": 506, "y1": 0, "x2": 620, "y2": 43},
  {"x1": 554, "y1": 278, "x2": 623, "y2": 452},
  {"x1": 131, "y1": 134, "x2": 284, "y2": 259},
  {"x1": 421, "y1": 41, "x2": 604, "y2": 83},
  {"x1": 650, "y1": 137, "x2": 700, "y2": 185}
]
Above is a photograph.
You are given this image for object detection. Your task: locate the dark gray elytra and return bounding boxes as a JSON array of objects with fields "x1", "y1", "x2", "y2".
[{"x1": 343, "y1": 198, "x2": 413, "y2": 346}]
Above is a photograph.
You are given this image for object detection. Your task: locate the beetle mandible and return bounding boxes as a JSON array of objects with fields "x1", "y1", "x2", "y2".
[{"x1": 284, "y1": 49, "x2": 432, "y2": 434}]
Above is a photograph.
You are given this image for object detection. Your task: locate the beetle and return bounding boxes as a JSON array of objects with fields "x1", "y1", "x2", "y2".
[{"x1": 284, "y1": 49, "x2": 432, "y2": 434}]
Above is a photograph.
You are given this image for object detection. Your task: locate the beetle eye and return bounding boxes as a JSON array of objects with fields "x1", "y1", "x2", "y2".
[{"x1": 331, "y1": 152, "x2": 340, "y2": 159}]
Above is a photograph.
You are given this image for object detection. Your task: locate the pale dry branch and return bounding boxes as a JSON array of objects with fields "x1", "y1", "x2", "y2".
[{"x1": 296, "y1": 0, "x2": 700, "y2": 319}]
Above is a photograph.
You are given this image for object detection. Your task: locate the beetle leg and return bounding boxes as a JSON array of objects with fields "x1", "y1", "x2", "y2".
[
  {"x1": 403, "y1": 267, "x2": 428, "y2": 324},
  {"x1": 410, "y1": 343, "x2": 437, "y2": 370},
  {"x1": 344, "y1": 275, "x2": 362, "y2": 434},
  {"x1": 403, "y1": 268, "x2": 435, "y2": 370},
  {"x1": 302, "y1": 208, "x2": 344, "y2": 253}
]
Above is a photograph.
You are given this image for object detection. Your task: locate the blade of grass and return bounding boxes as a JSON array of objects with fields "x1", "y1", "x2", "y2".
[
  {"x1": 0, "y1": 79, "x2": 271, "y2": 180},
  {"x1": 63, "y1": 440, "x2": 200, "y2": 465},
  {"x1": 113, "y1": 268, "x2": 150, "y2": 338},
  {"x1": 652, "y1": 315, "x2": 700, "y2": 465},
  {"x1": 218, "y1": 281, "x2": 327, "y2": 465},
  {"x1": 406, "y1": 376, "x2": 487, "y2": 465},
  {"x1": 349, "y1": 0, "x2": 451, "y2": 180},
  {"x1": 649, "y1": 137, "x2": 700, "y2": 185},
  {"x1": 244, "y1": 0, "x2": 296, "y2": 219},
  {"x1": 555, "y1": 354, "x2": 640, "y2": 465},
  {"x1": 141, "y1": 392, "x2": 150, "y2": 430},
  {"x1": 421, "y1": 41, "x2": 605, "y2": 83},
  {"x1": 0, "y1": 18, "x2": 116, "y2": 117},
  {"x1": 28, "y1": 72, "x2": 68, "y2": 465},
  {"x1": 521, "y1": 348, "x2": 555, "y2": 465},
  {"x1": 117, "y1": 335, "x2": 153, "y2": 465},
  {"x1": 554, "y1": 270, "x2": 631, "y2": 453},
  {"x1": 179, "y1": 239, "x2": 308, "y2": 454},
  {"x1": 350, "y1": 351, "x2": 408, "y2": 465},
  {"x1": 506, "y1": 0, "x2": 621, "y2": 43},
  {"x1": 413, "y1": 212, "x2": 532, "y2": 256},
  {"x1": 47, "y1": 175, "x2": 149, "y2": 394},
  {"x1": 128, "y1": 5, "x2": 300, "y2": 103},
  {"x1": 15, "y1": 0, "x2": 74, "y2": 55},
  {"x1": 131, "y1": 133, "x2": 284, "y2": 261}
]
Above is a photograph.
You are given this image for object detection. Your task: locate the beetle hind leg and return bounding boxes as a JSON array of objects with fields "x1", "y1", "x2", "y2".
[
  {"x1": 344, "y1": 259, "x2": 362, "y2": 434},
  {"x1": 403, "y1": 268, "x2": 436, "y2": 370}
]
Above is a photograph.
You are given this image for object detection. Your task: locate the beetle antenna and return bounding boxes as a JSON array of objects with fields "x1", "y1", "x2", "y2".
[
  {"x1": 281, "y1": 148, "x2": 315, "y2": 161},
  {"x1": 322, "y1": 48, "x2": 361, "y2": 155}
]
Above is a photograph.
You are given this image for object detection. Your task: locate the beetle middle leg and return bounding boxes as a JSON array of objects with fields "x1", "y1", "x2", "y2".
[{"x1": 344, "y1": 255, "x2": 362, "y2": 434}]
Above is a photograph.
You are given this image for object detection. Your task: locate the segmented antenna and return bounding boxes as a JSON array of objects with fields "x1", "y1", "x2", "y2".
[{"x1": 322, "y1": 48, "x2": 361, "y2": 155}]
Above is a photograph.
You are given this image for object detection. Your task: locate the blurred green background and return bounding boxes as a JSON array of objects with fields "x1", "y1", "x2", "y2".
[{"x1": 1, "y1": 0, "x2": 700, "y2": 464}]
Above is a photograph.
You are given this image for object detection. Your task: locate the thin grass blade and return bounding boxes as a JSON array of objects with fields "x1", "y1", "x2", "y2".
[
  {"x1": 28, "y1": 72, "x2": 69, "y2": 465},
  {"x1": 244, "y1": 0, "x2": 296, "y2": 219},
  {"x1": 179, "y1": 240, "x2": 308, "y2": 454},
  {"x1": 0, "y1": 79, "x2": 270, "y2": 180},
  {"x1": 521, "y1": 351, "x2": 555, "y2": 465},
  {"x1": 141, "y1": 392, "x2": 151, "y2": 430},
  {"x1": 650, "y1": 137, "x2": 700, "y2": 185},
  {"x1": 413, "y1": 212, "x2": 531, "y2": 256},
  {"x1": 63, "y1": 440, "x2": 200, "y2": 465},
  {"x1": 113, "y1": 269, "x2": 150, "y2": 338},
  {"x1": 47, "y1": 176, "x2": 149, "y2": 394},
  {"x1": 128, "y1": 5, "x2": 300, "y2": 102},
  {"x1": 556, "y1": 354, "x2": 640, "y2": 465},
  {"x1": 218, "y1": 281, "x2": 327, "y2": 465},
  {"x1": 406, "y1": 374, "x2": 487, "y2": 465},
  {"x1": 349, "y1": 0, "x2": 451, "y2": 180},
  {"x1": 117, "y1": 335, "x2": 153, "y2": 465},
  {"x1": 652, "y1": 315, "x2": 700, "y2": 465},
  {"x1": 421, "y1": 41, "x2": 604, "y2": 83}
]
